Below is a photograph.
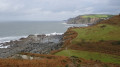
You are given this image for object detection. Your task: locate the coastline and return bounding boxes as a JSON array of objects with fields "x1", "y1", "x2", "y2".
[
  {"x1": 0, "y1": 33, "x2": 63, "y2": 58},
  {"x1": 0, "y1": 23, "x2": 88, "y2": 58}
]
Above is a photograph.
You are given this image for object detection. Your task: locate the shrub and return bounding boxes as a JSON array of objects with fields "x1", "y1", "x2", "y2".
[
  {"x1": 103, "y1": 64, "x2": 109, "y2": 67},
  {"x1": 99, "y1": 39, "x2": 104, "y2": 42},
  {"x1": 100, "y1": 25, "x2": 106, "y2": 28},
  {"x1": 71, "y1": 56, "x2": 79, "y2": 59},
  {"x1": 65, "y1": 64, "x2": 69, "y2": 67},
  {"x1": 112, "y1": 41, "x2": 120, "y2": 45}
]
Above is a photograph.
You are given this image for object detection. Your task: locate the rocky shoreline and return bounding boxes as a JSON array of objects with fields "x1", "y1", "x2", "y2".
[{"x1": 0, "y1": 34, "x2": 63, "y2": 58}]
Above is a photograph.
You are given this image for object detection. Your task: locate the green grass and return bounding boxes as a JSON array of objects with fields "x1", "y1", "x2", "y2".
[
  {"x1": 72, "y1": 24, "x2": 120, "y2": 44},
  {"x1": 82, "y1": 15, "x2": 113, "y2": 18},
  {"x1": 55, "y1": 50, "x2": 120, "y2": 64}
]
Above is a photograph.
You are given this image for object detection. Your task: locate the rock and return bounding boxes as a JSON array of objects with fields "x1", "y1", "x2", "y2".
[
  {"x1": 0, "y1": 34, "x2": 63, "y2": 58},
  {"x1": 21, "y1": 55, "x2": 29, "y2": 59}
]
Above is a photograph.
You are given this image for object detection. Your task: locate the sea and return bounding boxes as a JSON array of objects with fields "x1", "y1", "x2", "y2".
[{"x1": 0, "y1": 21, "x2": 87, "y2": 43}]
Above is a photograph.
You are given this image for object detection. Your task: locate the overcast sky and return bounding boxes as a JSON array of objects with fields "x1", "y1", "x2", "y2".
[{"x1": 0, "y1": 0, "x2": 120, "y2": 21}]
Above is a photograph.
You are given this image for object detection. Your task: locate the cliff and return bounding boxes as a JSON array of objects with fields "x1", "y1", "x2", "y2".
[{"x1": 67, "y1": 14, "x2": 114, "y2": 24}]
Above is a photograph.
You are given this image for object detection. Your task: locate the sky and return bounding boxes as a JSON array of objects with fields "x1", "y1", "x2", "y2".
[{"x1": 0, "y1": 0, "x2": 120, "y2": 21}]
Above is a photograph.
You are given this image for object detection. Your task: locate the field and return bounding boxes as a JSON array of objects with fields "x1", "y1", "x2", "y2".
[
  {"x1": 82, "y1": 14, "x2": 113, "y2": 18},
  {"x1": 72, "y1": 24, "x2": 120, "y2": 44},
  {"x1": 55, "y1": 50, "x2": 120, "y2": 64}
]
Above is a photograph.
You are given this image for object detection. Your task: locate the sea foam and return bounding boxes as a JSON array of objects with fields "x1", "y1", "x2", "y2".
[
  {"x1": 0, "y1": 32, "x2": 63, "y2": 43},
  {"x1": 45, "y1": 32, "x2": 63, "y2": 36},
  {"x1": 0, "y1": 44, "x2": 10, "y2": 48},
  {"x1": 0, "y1": 36, "x2": 27, "y2": 43}
]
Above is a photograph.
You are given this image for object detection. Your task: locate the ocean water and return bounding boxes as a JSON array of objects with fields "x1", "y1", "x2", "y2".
[{"x1": 0, "y1": 21, "x2": 87, "y2": 43}]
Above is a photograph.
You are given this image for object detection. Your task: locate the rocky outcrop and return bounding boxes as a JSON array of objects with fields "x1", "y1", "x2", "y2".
[
  {"x1": 67, "y1": 14, "x2": 113, "y2": 24},
  {"x1": 0, "y1": 34, "x2": 63, "y2": 58},
  {"x1": 10, "y1": 54, "x2": 40, "y2": 60}
]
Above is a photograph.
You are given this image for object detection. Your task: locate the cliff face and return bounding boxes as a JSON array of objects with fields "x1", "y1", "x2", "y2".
[{"x1": 67, "y1": 14, "x2": 113, "y2": 24}]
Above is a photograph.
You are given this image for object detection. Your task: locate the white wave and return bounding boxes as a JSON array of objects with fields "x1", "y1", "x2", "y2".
[
  {"x1": 46, "y1": 32, "x2": 63, "y2": 36},
  {"x1": 65, "y1": 24, "x2": 88, "y2": 28},
  {"x1": 62, "y1": 23, "x2": 67, "y2": 25},
  {"x1": 81, "y1": 24, "x2": 88, "y2": 26},
  {"x1": 0, "y1": 32, "x2": 63, "y2": 43},
  {"x1": 65, "y1": 26, "x2": 72, "y2": 28},
  {"x1": 0, "y1": 45, "x2": 10, "y2": 48},
  {"x1": 0, "y1": 36, "x2": 27, "y2": 43}
]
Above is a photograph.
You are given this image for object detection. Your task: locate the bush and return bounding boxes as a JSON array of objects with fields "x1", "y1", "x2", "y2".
[
  {"x1": 65, "y1": 64, "x2": 69, "y2": 67},
  {"x1": 100, "y1": 25, "x2": 106, "y2": 28},
  {"x1": 99, "y1": 39, "x2": 105, "y2": 42},
  {"x1": 112, "y1": 41, "x2": 120, "y2": 45},
  {"x1": 71, "y1": 56, "x2": 79, "y2": 59},
  {"x1": 103, "y1": 64, "x2": 109, "y2": 67}
]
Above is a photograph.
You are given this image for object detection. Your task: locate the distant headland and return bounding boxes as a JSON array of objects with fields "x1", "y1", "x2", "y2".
[{"x1": 66, "y1": 14, "x2": 114, "y2": 25}]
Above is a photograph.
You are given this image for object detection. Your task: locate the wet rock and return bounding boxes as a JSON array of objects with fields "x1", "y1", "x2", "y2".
[{"x1": 0, "y1": 34, "x2": 63, "y2": 58}]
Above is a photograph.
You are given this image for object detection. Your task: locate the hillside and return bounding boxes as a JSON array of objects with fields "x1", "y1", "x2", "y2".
[
  {"x1": 55, "y1": 15, "x2": 120, "y2": 66},
  {"x1": 67, "y1": 14, "x2": 114, "y2": 24}
]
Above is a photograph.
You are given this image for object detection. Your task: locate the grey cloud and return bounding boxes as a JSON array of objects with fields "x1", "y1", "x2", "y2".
[{"x1": 0, "y1": 0, "x2": 120, "y2": 21}]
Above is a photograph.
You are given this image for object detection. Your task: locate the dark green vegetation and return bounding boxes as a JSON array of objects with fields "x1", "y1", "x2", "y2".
[{"x1": 55, "y1": 15, "x2": 120, "y2": 65}]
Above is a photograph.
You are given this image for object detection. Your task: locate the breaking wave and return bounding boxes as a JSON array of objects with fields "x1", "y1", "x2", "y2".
[
  {"x1": 0, "y1": 32, "x2": 63, "y2": 43},
  {"x1": 0, "y1": 36, "x2": 27, "y2": 43},
  {"x1": 45, "y1": 32, "x2": 63, "y2": 36}
]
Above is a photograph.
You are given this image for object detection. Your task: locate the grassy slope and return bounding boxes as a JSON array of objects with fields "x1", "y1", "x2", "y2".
[
  {"x1": 82, "y1": 14, "x2": 113, "y2": 18},
  {"x1": 55, "y1": 15, "x2": 120, "y2": 64},
  {"x1": 72, "y1": 24, "x2": 120, "y2": 44},
  {"x1": 55, "y1": 50, "x2": 120, "y2": 64}
]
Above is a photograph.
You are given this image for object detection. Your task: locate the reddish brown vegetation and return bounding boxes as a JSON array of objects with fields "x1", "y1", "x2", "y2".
[
  {"x1": 63, "y1": 27, "x2": 78, "y2": 48},
  {"x1": 0, "y1": 55, "x2": 119, "y2": 67},
  {"x1": 70, "y1": 41, "x2": 120, "y2": 56},
  {"x1": 0, "y1": 53, "x2": 73, "y2": 67},
  {"x1": 98, "y1": 15, "x2": 120, "y2": 26},
  {"x1": 20, "y1": 53, "x2": 67, "y2": 59},
  {"x1": 0, "y1": 59, "x2": 70, "y2": 67},
  {"x1": 50, "y1": 48, "x2": 63, "y2": 54}
]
